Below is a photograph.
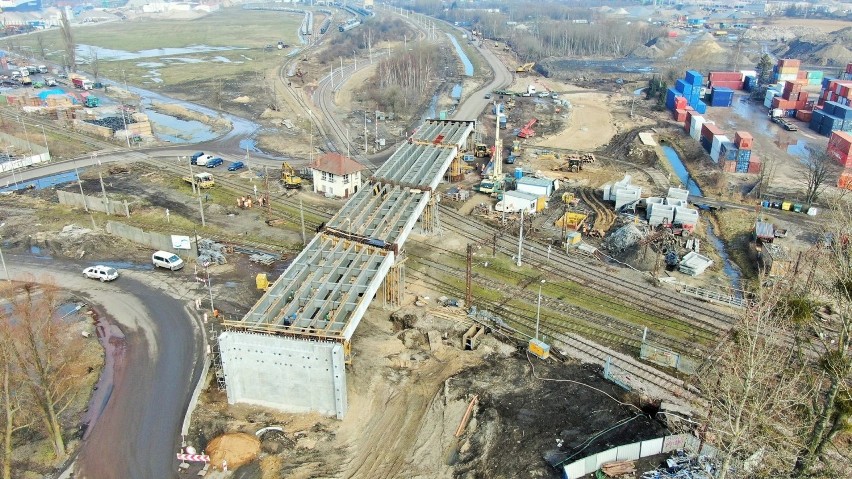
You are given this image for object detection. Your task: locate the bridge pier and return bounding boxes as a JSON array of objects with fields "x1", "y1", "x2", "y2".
[
  {"x1": 420, "y1": 195, "x2": 441, "y2": 235},
  {"x1": 447, "y1": 154, "x2": 465, "y2": 182},
  {"x1": 381, "y1": 256, "x2": 406, "y2": 309}
]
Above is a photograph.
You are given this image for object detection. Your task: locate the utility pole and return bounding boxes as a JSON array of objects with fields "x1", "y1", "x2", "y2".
[
  {"x1": 465, "y1": 244, "x2": 473, "y2": 308},
  {"x1": 364, "y1": 111, "x2": 368, "y2": 153},
  {"x1": 98, "y1": 172, "x2": 109, "y2": 212},
  {"x1": 40, "y1": 125, "x2": 48, "y2": 156},
  {"x1": 299, "y1": 199, "x2": 306, "y2": 245},
  {"x1": 516, "y1": 208, "x2": 524, "y2": 266},
  {"x1": 198, "y1": 193, "x2": 206, "y2": 227},
  {"x1": 188, "y1": 158, "x2": 196, "y2": 195}
]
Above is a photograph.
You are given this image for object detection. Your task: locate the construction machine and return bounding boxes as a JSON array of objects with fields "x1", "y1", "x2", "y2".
[
  {"x1": 518, "y1": 118, "x2": 537, "y2": 138},
  {"x1": 282, "y1": 162, "x2": 303, "y2": 189},
  {"x1": 515, "y1": 62, "x2": 535, "y2": 73},
  {"x1": 476, "y1": 106, "x2": 505, "y2": 196},
  {"x1": 474, "y1": 143, "x2": 489, "y2": 158},
  {"x1": 511, "y1": 140, "x2": 522, "y2": 155}
]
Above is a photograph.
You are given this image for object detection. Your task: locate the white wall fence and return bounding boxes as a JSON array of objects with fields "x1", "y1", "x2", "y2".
[{"x1": 561, "y1": 433, "x2": 718, "y2": 479}]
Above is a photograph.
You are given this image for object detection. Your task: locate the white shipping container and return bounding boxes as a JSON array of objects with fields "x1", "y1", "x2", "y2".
[
  {"x1": 690, "y1": 117, "x2": 706, "y2": 141},
  {"x1": 740, "y1": 69, "x2": 757, "y2": 78},
  {"x1": 712, "y1": 134, "x2": 730, "y2": 153},
  {"x1": 764, "y1": 89, "x2": 779, "y2": 108}
]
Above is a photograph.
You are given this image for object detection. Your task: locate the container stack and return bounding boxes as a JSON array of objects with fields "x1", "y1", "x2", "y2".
[
  {"x1": 708, "y1": 71, "x2": 743, "y2": 90},
  {"x1": 805, "y1": 70, "x2": 824, "y2": 86},
  {"x1": 827, "y1": 131, "x2": 852, "y2": 168},
  {"x1": 772, "y1": 59, "x2": 800, "y2": 83},
  {"x1": 681, "y1": 107, "x2": 696, "y2": 132},
  {"x1": 772, "y1": 80, "x2": 809, "y2": 114},
  {"x1": 819, "y1": 79, "x2": 852, "y2": 106},
  {"x1": 689, "y1": 114, "x2": 707, "y2": 141},
  {"x1": 809, "y1": 102, "x2": 852, "y2": 136},
  {"x1": 764, "y1": 86, "x2": 781, "y2": 108},
  {"x1": 840, "y1": 63, "x2": 852, "y2": 81},
  {"x1": 710, "y1": 133, "x2": 730, "y2": 162},
  {"x1": 735, "y1": 131, "x2": 756, "y2": 173},
  {"x1": 709, "y1": 87, "x2": 734, "y2": 107},
  {"x1": 700, "y1": 123, "x2": 724, "y2": 155}
]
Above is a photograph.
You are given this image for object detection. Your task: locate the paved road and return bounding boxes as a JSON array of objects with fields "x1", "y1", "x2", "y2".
[
  {"x1": 453, "y1": 42, "x2": 513, "y2": 120},
  {"x1": 6, "y1": 256, "x2": 204, "y2": 479}
]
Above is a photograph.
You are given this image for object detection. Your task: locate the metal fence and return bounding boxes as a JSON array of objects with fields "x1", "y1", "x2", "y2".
[
  {"x1": 640, "y1": 342, "x2": 700, "y2": 375},
  {"x1": 561, "y1": 433, "x2": 718, "y2": 479}
]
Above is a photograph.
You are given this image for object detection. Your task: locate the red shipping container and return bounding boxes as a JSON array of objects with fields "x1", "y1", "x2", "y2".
[
  {"x1": 674, "y1": 96, "x2": 688, "y2": 109},
  {"x1": 798, "y1": 91, "x2": 809, "y2": 102},
  {"x1": 828, "y1": 131, "x2": 852, "y2": 156},
  {"x1": 846, "y1": 63, "x2": 852, "y2": 74},
  {"x1": 723, "y1": 160, "x2": 736, "y2": 173},
  {"x1": 838, "y1": 171, "x2": 852, "y2": 189},
  {"x1": 684, "y1": 110, "x2": 694, "y2": 132},
  {"x1": 701, "y1": 123, "x2": 724, "y2": 141},
  {"x1": 796, "y1": 110, "x2": 813, "y2": 122},
  {"x1": 709, "y1": 71, "x2": 743, "y2": 82},
  {"x1": 734, "y1": 131, "x2": 753, "y2": 150},
  {"x1": 672, "y1": 109, "x2": 687, "y2": 122},
  {"x1": 778, "y1": 59, "x2": 801, "y2": 68},
  {"x1": 709, "y1": 80, "x2": 743, "y2": 90},
  {"x1": 828, "y1": 148, "x2": 852, "y2": 167},
  {"x1": 797, "y1": 70, "x2": 807, "y2": 80},
  {"x1": 748, "y1": 159, "x2": 762, "y2": 174}
]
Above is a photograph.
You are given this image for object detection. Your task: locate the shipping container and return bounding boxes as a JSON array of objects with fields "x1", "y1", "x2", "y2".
[
  {"x1": 748, "y1": 159, "x2": 762, "y2": 174},
  {"x1": 709, "y1": 71, "x2": 743, "y2": 82},
  {"x1": 719, "y1": 141, "x2": 738, "y2": 161},
  {"x1": 694, "y1": 100, "x2": 707, "y2": 114},
  {"x1": 724, "y1": 160, "x2": 737, "y2": 173},
  {"x1": 796, "y1": 109, "x2": 813, "y2": 122},
  {"x1": 685, "y1": 70, "x2": 703, "y2": 86},
  {"x1": 674, "y1": 96, "x2": 688, "y2": 110},
  {"x1": 734, "y1": 131, "x2": 753, "y2": 150},
  {"x1": 709, "y1": 87, "x2": 734, "y2": 107},
  {"x1": 673, "y1": 109, "x2": 687, "y2": 122},
  {"x1": 701, "y1": 123, "x2": 723, "y2": 141},
  {"x1": 837, "y1": 170, "x2": 852, "y2": 189},
  {"x1": 666, "y1": 87, "x2": 680, "y2": 110}
]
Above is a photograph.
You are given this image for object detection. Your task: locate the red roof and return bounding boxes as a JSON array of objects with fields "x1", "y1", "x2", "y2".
[{"x1": 309, "y1": 153, "x2": 365, "y2": 176}]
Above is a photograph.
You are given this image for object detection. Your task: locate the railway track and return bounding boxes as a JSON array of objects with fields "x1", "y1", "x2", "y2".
[
  {"x1": 405, "y1": 250, "x2": 716, "y2": 354},
  {"x1": 406, "y1": 267, "x2": 699, "y2": 405},
  {"x1": 436, "y1": 204, "x2": 737, "y2": 332}
]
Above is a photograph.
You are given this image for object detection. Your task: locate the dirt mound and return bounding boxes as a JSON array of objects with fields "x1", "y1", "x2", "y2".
[
  {"x1": 629, "y1": 36, "x2": 681, "y2": 59},
  {"x1": 681, "y1": 36, "x2": 727, "y2": 65},
  {"x1": 205, "y1": 432, "x2": 261, "y2": 470}
]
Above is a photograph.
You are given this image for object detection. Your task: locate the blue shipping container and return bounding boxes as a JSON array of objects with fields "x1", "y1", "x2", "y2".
[
  {"x1": 720, "y1": 142, "x2": 737, "y2": 161},
  {"x1": 834, "y1": 103, "x2": 852, "y2": 120},
  {"x1": 676, "y1": 79, "x2": 688, "y2": 94},
  {"x1": 685, "y1": 70, "x2": 703, "y2": 86},
  {"x1": 737, "y1": 149, "x2": 752, "y2": 162},
  {"x1": 700, "y1": 136, "x2": 711, "y2": 152},
  {"x1": 666, "y1": 88, "x2": 679, "y2": 110},
  {"x1": 735, "y1": 163, "x2": 749, "y2": 173},
  {"x1": 822, "y1": 77, "x2": 835, "y2": 90},
  {"x1": 823, "y1": 101, "x2": 838, "y2": 116},
  {"x1": 695, "y1": 100, "x2": 707, "y2": 114}
]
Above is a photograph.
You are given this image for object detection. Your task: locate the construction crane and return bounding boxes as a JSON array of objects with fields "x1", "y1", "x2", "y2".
[
  {"x1": 518, "y1": 118, "x2": 538, "y2": 138},
  {"x1": 515, "y1": 62, "x2": 535, "y2": 73},
  {"x1": 281, "y1": 162, "x2": 303, "y2": 189},
  {"x1": 477, "y1": 107, "x2": 504, "y2": 196}
]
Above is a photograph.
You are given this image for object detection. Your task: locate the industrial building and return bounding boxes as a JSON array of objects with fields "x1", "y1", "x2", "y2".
[{"x1": 219, "y1": 120, "x2": 476, "y2": 418}]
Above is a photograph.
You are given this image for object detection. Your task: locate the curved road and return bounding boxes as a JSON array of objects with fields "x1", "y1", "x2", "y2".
[{"x1": 6, "y1": 256, "x2": 205, "y2": 479}]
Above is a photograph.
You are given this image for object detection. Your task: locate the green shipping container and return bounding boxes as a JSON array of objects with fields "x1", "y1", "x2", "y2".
[
  {"x1": 793, "y1": 203, "x2": 803, "y2": 213},
  {"x1": 439, "y1": 110, "x2": 448, "y2": 120}
]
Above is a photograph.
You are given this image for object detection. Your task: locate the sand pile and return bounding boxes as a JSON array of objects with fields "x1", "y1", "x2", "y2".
[{"x1": 205, "y1": 432, "x2": 261, "y2": 470}]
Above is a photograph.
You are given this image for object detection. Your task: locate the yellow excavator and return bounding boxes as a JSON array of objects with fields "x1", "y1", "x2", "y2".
[
  {"x1": 282, "y1": 162, "x2": 302, "y2": 189},
  {"x1": 515, "y1": 62, "x2": 535, "y2": 73}
]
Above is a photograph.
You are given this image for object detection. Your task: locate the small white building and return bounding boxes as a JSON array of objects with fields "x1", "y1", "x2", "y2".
[
  {"x1": 516, "y1": 176, "x2": 553, "y2": 197},
  {"x1": 496, "y1": 190, "x2": 539, "y2": 213},
  {"x1": 309, "y1": 153, "x2": 366, "y2": 198}
]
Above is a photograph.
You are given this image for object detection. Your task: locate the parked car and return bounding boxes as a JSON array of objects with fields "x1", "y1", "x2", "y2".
[
  {"x1": 206, "y1": 157, "x2": 224, "y2": 168},
  {"x1": 83, "y1": 265, "x2": 119, "y2": 282},
  {"x1": 484, "y1": 93, "x2": 492, "y2": 99},
  {"x1": 152, "y1": 251, "x2": 184, "y2": 271},
  {"x1": 190, "y1": 152, "x2": 204, "y2": 165},
  {"x1": 228, "y1": 161, "x2": 245, "y2": 171}
]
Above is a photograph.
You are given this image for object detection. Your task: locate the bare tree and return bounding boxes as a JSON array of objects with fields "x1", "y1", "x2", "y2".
[
  {"x1": 793, "y1": 200, "x2": 852, "y2": 475},
  {"x1": 89, "y1": 46, "x2": 100, "y2": 83},
  {"x1": 59, "y1": 9, "x2": 76, "y2": 73},
  {"x1": 802, "y1": 148, "x2": 838, "y2": 206},
  {"x1": 696, "y1": 289, "x2": 807, "y2": 479},
  {"x1": 9, "y1": 281, "x2": 82, "y2": 458},
  {"x1": 0, "y1": 312, "x2": 31, "y2": 479},
  {"x1": 34, "y1": 33, "x2": 46, "y2": 60},
  {"x1": 756, "y1": 155, "x2": 779, "y2": 198}
]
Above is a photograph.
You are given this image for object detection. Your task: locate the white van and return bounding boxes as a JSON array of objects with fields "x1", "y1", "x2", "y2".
[
  {"x1": 152, "y1": 251, "x2": 184, "y2": 271},
  {"x1": 195, "y1": 154, "x2": 214, "y2": 167}
]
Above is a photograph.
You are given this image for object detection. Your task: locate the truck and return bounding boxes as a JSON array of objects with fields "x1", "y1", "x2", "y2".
[
  {"x1": 19, "y1": 76, "x2": 32, "y2": 86},
  {"x1": 194, "y1": 154, "x2": 214, "y2": 166},
  {"x1": 83, "y1": 96, "x2": 100, "y2": 108},
  {"x1": 43, "y1": 77, "x2": 56, "y2": 87},
  {"x1": 37, "y1": 65, "x2": 47, "y2": 74},
  {"x1": 71, "y1": 76, "x2": 94, "y2": 90},
  {"x1": 183, "y1": 172, "x2": 214, "y2": 189}
]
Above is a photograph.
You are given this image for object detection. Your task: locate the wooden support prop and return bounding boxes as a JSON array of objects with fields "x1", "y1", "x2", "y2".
[{"x1": 455, "y1": 394, "x2": 479, "y2": 437}]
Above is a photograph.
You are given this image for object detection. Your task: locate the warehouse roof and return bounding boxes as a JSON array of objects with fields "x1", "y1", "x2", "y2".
[{"x1": 517, "y1": 176, "x2": 553, "y2": 188}]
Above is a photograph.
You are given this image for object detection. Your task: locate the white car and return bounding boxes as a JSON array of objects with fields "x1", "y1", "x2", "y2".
[{"x1": 83, "y1": 265, "x2": 119, "y2": 282}]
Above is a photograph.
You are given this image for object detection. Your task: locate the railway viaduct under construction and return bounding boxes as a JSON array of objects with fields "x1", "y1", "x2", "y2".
[{"x1": 219, "y1": 120, "x2": 476, "y2": 418}]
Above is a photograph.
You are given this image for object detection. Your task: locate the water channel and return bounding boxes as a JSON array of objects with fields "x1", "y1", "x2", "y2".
[
  {"x1": 660, "y1": 145, "x2": 743, "y2": 295},
  {"x1": 446, "y1": 33, "x2": 474, "y2": 77}
]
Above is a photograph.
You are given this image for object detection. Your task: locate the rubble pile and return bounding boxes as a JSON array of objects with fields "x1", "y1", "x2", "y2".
[
  {"x1": 197, "y1": 238, "x2": 227, "y2": 266},
  {"x1": 603, "y1": 223, "x2": 648, "y2": 253}
]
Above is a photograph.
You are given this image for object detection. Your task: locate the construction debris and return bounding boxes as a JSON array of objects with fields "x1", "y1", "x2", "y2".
[
  {"x1": 601, "y1": 459, "x2": 636, "y2": 477},
  {"x1": 640, "y1": 450, "x2": 717, "y2": 479},
  {"x1": 197, "y1": 238, "x2": 227, "y2": 265},
  {"x1": 678, "y1": 251, "x2": 713, "y2": 276},
  {"x1": 603, "y1": 223, "x2": 648, "y2": 253}
]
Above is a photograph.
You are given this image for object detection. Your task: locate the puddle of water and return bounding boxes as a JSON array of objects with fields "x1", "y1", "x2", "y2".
[
  {"x1": 704, "y1": 222, "x2": 744, "y2": 298},
  {"x1": 787, "y1": 140, "x2": 810, "y2": 159},
  {"x1": 548, "y1": 58, "x2": 656, "y2": 74},
  {"x1": 56, "y1": 302, "x2": 84, "y2": 320},
  {"x1": 661, "y1": 145, "x2": 703, "y2": 197},
  {"x1": 98, "y1": 260, "x2": 154, "y2": 271},
  {"x1": 446, "y1": 33, "x2": 474, "y2": 76},
  {"x1": 81, "y1": 312, "x2": 126, "y2": 440},
  {"x1": 730, "y1": 97, "x2": 774, "y2": 137},
  {"x1": 239, "y1": 138, "x2": 262, "y2": 153},
  {"x1": 142, "y1": 108, "x2": 219, "y2": 144},
  {"x1": 77, "y1": 44, "x2": 247, "y2": 62},
  {"x1": 0, "y1": 171, "x2": 79, "y2": 192}
]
